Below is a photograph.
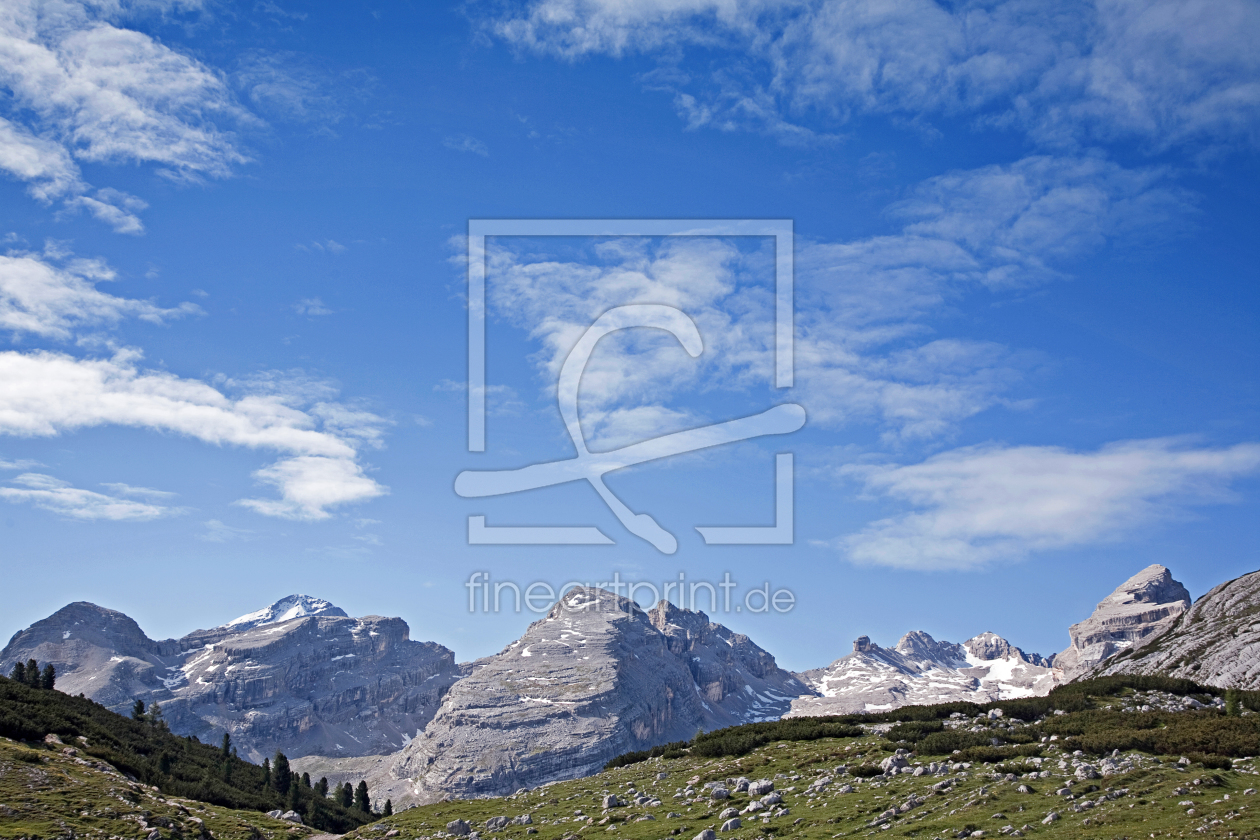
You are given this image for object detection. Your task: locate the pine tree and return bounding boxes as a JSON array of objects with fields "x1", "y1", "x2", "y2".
[
  {"x1": 318, "y1": 777, "x2": 329, "y2": 797},
  {"x1": 24, "y1": 659, "x2": 39, "y2": 687},
  {"x1": 301, "y1": 771, "x2": 311, "y2": 789},
  {"x1": 383, "y1": 799, "x2": 393, "y2": 817},
  {"x1": 261, "y1": 758, "x2": 271, "y2": 790},
  {"x1": 355, "y1": 780, "x2": 370, "y2": 813},
  {"x1": 273, "y1": 751, "x2": 292, "y2": 795},
  {"x1": 148, "y1": 701, "x2": 166, "y2": 730},
  {"x1": 1227, "y1": 688, "x2": 1242, "y2": 716},
  {"x1": 158, "y1": 752, "x2": 172, "y2": 775},
  {"x1": 338, "y1": 782, "x2": 353, "y2": 808},
  {"x1": 39, "y1": 663, "x2": 55, "y2": 690},
  {"x1": 132, "y1": 699, "x2": 146, "y2": 720},
  {"x1": 221, "y1": 732, "x2": 232, "y2": 759},
  {"x1": 287, "y1": 781, "x2": 302, "y2": 813},
  {"x1": 9, "y1": 662, "x2": 24, "y2": 683}
]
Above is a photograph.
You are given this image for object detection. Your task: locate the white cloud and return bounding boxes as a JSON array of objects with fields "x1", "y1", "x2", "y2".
[
  {"x1": 487, "y1": 0, "x2": 1260, "y2": 150},
  {"x1": 0, "y1": 456, "x2": 41, "y2": 470},
  {"x1": 0, "y1": 472, "x2": 178, "y2": 520},
  {"x1": 0, "y1": 0, "x2": 252, "y2": 230},
  {"x1": 198, "y1": 518, "x2": 253, "y2": 542},
  {"x1": 443, "y1": 134, "x2": 489, "y2": 156},
  {"x1": 293, "y1": 297, "x2": 333, "y2": 316},
  {"x1": 0, "y1": 348, "x2": 388, "y2": 519},
  {"x1": 833, "y1": 438, "x2": 1260, "y2": 570},
  {"x1": 0, "y1": 114, "x2": 83, "y2": 201},
  {"x1": 100, "y1": 482, "x2": 177, "y2": 500},
  {"x1": 0, "y1": 250, "x2": 200, "y2": 340},
  {"x1": 65, "y1": 188, "x2": 148, "y2": 235}
]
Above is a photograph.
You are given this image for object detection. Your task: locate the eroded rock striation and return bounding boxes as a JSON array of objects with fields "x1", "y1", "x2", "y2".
[
  {"x1": 1053, "y1": 564, "x2": 1191, "y2": 681},
  {"x1": 786, "y1": 629, "x2": 1057, "y2": 717},
  {"x1": 647, "y1": 600, "x2": 808, "y2": 724},
  {"x1": 1094, "y1": 568, "x2": 1260, "y2": 688},
  {"x1": 0, "y1": 595, "x2": 460, "y2": 761}
]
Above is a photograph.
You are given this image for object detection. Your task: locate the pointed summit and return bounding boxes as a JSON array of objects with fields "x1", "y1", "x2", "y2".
[
  {"x1": 223, "y1": 594, "x2": 348, "y2": 632},
  {"x1": 1054, "y1": 564, "x2": 1191, "y2": 680}
]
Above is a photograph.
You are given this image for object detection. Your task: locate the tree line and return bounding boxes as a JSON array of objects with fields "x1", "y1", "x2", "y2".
[{"x1": 9, "y1": 659, "x2": 55, "y2": 690}]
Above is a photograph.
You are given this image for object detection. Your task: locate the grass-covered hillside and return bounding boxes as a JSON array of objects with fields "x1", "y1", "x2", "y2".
[
  {"x1": 0, "y1": 736, "x2": 320, "y2": 840},
  {"x1": 348, "y1": 677, "x2": 1260, "y2": 840},
  {"x1": 0, "y1": 674, "x2": 375, "y2": 833}
]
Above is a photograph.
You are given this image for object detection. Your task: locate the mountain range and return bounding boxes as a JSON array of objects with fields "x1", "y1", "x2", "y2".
[{"x1": 4, "y1": 561, "x2": 1247, "y2": 805}]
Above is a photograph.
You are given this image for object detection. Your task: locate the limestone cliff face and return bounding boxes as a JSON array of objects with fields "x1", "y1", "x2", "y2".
[
  {"x1": 647, "y1": 600, "x2": 810, "y2": 724},
  {"x1": 389, "y1": 588, "x2": 711, "y2": 804},
  {"x1": 1054, "y1": 564, "x2": 1191, "y2": 680},
  {"x1": 0, "y1": 596, "x2": 460, "y2": 762},
  {"x1": 1094, "y1": 568, "x2": 1260, "y2": 688}
]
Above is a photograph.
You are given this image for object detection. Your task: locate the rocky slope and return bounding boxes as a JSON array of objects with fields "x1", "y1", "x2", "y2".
[
  {"x1": 1053, "y1": 564, "x2": 1192, "y2": 680},
  {"x1": 0, "y1": 595, "x2": 461, "y2": 761},
  {"x1": 383, "y1": 588, "x2": 808, "y2": 805},
  {"x1": 647, "y1": 600, "x2": 809, "y2": 724},
  {"x1": 1093, "y1": 568, "x2": 1260, "y2": 688},
  {"x1": 785, "y1": 630, "x2": 1058, "y2": 717}
]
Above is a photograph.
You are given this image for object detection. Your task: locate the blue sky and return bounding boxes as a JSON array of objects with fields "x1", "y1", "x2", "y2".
[{"x1": 1, "y1": 0, "x2": 1259, "y2": 672}]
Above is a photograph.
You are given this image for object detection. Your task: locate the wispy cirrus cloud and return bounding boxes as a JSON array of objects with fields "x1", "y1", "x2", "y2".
[
  {"x1": 0, "y1": 472, "x2": 181, "y2": 520},
  {"x1": 486, "y1": 0, "x2": 1260, "y2": 151},
  {"x1": 829, "y1": 438, "x2": 1260, "y2": 570},
  {"x1": 443, "y1": 134, "x2": 489, "y2": 156},
  {"x1": 0, "y1": 0, "x2": 254, "y2": 232},
  {"x1": 0, "y1": 246, "x2": 201, "y2": 341},
  {"x1": 481, "y1": 154, "x2": 1190, "y2": 446}
]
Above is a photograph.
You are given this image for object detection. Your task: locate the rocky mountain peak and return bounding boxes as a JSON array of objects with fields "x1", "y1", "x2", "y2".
[
  {"x1": 1054, "y1": 564, "x2": 1191, "y2": 680},
  {"x1": 963, "y1": 632, "x2": 1018, "y2": 662},
  {"x1": 853, "y1": 635, "x2": 874, "y2": 652},
  {"x1": 1096, "y1": 568, "x2": 1260, "y2": 688},
  {"x1": 222, "y1": 594, "x2": 348, "y2": 632},
  {"x1": 896, "y1": 631, "x2": 965, "y2": 664},
  {"x1": 1102, "y1": 565, "x2": 1191, "y2": 608}
]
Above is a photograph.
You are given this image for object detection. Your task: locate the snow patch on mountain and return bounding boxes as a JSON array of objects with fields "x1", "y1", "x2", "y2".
[{"x1": 224, "y1": 595, "x2": 348, "y2": 632}]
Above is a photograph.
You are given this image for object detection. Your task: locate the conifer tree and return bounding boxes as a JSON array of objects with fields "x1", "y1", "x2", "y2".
[
  {"x1": 24, "y1": 659, "x2": 39, "y2": 686},
  {"x1": 261, "y1": 758, "x2": 271, "y2": 790},
  {"x1": 9, "y1": 662, "x2": 24, "y2": 683},
  {"x1": 318, "y1": 777, "x2": 329, "y2": 797},
  {"x1": 39, "y1": 663, "x2": 55, "y2": 690},
  {"x1": 383, "y1": 799, "x2": 393, "y2": 817},
  {"x1": 338, "y1": 782, "x2": 353, "y2": 808},
  {"x1": 132, "y1": 699, "x2": 146, "y2": 720},
  {"x1": 355, "y1": 780, "x2": 370, "y2": 813},
  {"x1": 221, "y1": 732, "x2": 232, "y2": 759},
  {"x1": 148, "y1": 701, "x2": 166, "y2": 729},
  {"x1": 301, "y1": 771, "x2": 311, "y2": 788},
  {"x1": 158, "y1": 752, "x2": 172, "y2": 775},
  {"x1": 273, "y1": 751, "x2": 292, "y2": 795}
]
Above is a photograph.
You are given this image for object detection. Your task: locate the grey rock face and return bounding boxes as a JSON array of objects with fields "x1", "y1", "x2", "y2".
[
  {"x1": 787, "y1": 630, "x2": 1057, "y2": 717},
  {"x1": 1054, "y1": 564, "x2": 1191, "y2": 680},
  {"x1": 647, "y1": 600, "x2": 810, "y2": 723},
  {"x1": 0, "y1": 596, "x2": 460, "y2": 761},
  {"x1": 1094, "y1": 568, "x2": 1260, "y2": 687},
  {"x1": 389, "y1": 588, "x2": 714, "y2": 804}
]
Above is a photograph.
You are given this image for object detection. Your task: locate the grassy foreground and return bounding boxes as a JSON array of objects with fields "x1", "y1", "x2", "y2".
[
  {"x1": 346, "y1": 684, "x2": 1260, "y2": 840},
  {"x1": 0, "y1": 736, "x2": 316, "y2": 840}
]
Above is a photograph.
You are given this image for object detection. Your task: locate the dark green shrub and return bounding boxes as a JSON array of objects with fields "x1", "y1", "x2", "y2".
[{"x1": 848, "y1": 764, "x2": 884, "y2": 778}]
